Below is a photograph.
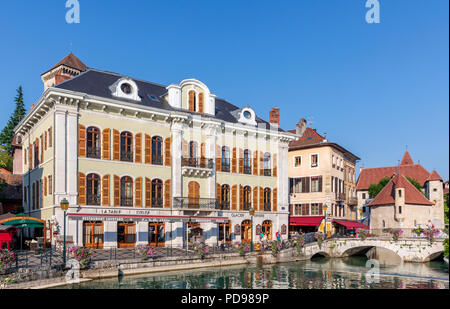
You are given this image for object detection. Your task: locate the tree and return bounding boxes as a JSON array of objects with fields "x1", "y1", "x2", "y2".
[
  {"x1": 406, "y1": 176, "x2": 425, "y2": 195},
  {"x1": 0, "y1": 146, "x2": 13, "y2": 170},
  {"x1": 0, "y1": 86, "x2": 27, "y2": 155},
  {"x1": 368, "y1": 177, "x2": 390, "y2": 198}
]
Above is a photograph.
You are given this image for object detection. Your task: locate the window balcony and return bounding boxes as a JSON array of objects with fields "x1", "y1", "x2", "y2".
[
  {"x1": 87, "y1": 147, "x2": 101, "y2": 159},
  {"x1": 264, "y1": 203, "x2": 271, "y2": 212},
  {"x1": 120, "y1": 197, "x2": 133, "y2": 207},
  {"x1": 87, "y1": 195, "x2": 101, "y2": 206},
  {"x1": 151, "y1": 198, "x2": 163, "y2": 208},
  {"x1": 152, "y1": 155, "x2": 163, "y2": 166},
  {"x1": 243, "y1": 202, "x2": 251, "y2": 211},
  {"x1": 221, "y1": 163, "x2": 230, "y2": 172},
  {"x1": 173, "y1": 197, "x2": 218, "y2": 210},
  {"x1": 243, "y1": 166, "x2": 252, "y2": 175},
  {"x1": 263, "y1": 169, "x2": 272, "y2": 176},
  {"x1": 181, "y1": 157, "x2": 214, "y2": 177},
  {"x1": 120, "y1": 151, "x2": 134, "y2": 162},
  {"x1": 216, "y1": 201, "x2": 230, "y2": 210}
]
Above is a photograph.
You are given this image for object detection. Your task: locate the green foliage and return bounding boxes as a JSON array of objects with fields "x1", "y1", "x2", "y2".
[
  {"x1": 444, "y1": 194, "x2": 448, "y2": 225},
  {"x1": 444, "y1": 238, "x2": 449, "y2": 259},
  {"x1": 0, "y1": 146, "x2": 13, "y2": 171},
  {"x1": 406, "y1": 176, "x2": 425, "y2": 196},
  {"x1": 0, "y1": 86, "x2": 27, "y2": 155},
  {"x1": 368, "y1": 177, "x2": 391, "y2": 198}
]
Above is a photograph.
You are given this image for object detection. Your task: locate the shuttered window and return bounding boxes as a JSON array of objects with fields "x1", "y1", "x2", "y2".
[
  {"x1": 253, "y1": 187, "x2": 258, "y2": 210},
  {"x1": 114, "y1": 175, "x2": 120, "y2": 206},
  {"x1": 48, "y1": 127, "x2": 52, "y2": 148},
  {"x1": 40, "y1": 135, "x2": 44, "y2": 163},
  {"x1": 216, "y1": 183, "x2": 221, "y2": 206},
  {"x1": 239, "y1": 149, "x2": 244, "y2": 174},
  {"x1": 198, "y1": 93, "x2": 204, "y2": 114},
  {"x1": 113, "y1": 130, "x2": 120, "y2": 161},
  {"x1": 48, "y1": 176, "x2": 52, "y2": 195},
  {"x1": 164, "y1": 180, "x2": 171, "y2": 208},
  {"x1": 273, "y1": 154, "x2": 278, "y2": 177},
  {"x1": 259, "y1": 151, "x2": 264, "y2": 175},
  {"x1": 259, "y1": 187, "x2": 264, "y2": 211},
  {"x1": 102, "y1": 129, "x2": 110, "y2": 160},
  {"x1": 164, "y1": 137, "x2": 171, "y2": 166},
  {"x1": 188, "y1": 91, "x2": 196, "y2": 112},
  {"x1": 135, "y1": 133, "x2": 142, "y2": 163},
  {"x1": 145, "y1": 178, "x2": 151, "y2": 208},
  {"x1": 135, "y1": 177, "x2": 142, "y2": 207},
  {"x1": 239, "y1": 185, "x2": 244, "y2": 211},
  {"x1": 44, "y1": 131, "x2": 47, "y2": 151},
  {"x1": 253, "y1": 151, "x2": 258, "y2": 175},
  {"x1": 273, "y1": 188, "x2": 278, "y2": 212},
  {"x1": 231, "y1": 185, "x2": 237, "y2": 211},
  {"x1": 145, "y1": 134, "x2": 151, "y2": 164},
  {"x1": 44, "y1": 176, "x2": 47, "y2": 196},
  {"x1": 79, "y1": 125, "x2": 86, "y2": 158},
  {"x1": 79, "y1": 172, "x2": 86, "y2": 205},
  {"x1": 40, "y1": 179, "x2": 43, "y2": 208},
  {"x1": 102, "y1": 175, "x2": 110, "y2": 206},
  {"x1": 232, "y1": 148, "x2": 237, "y2": 173}
]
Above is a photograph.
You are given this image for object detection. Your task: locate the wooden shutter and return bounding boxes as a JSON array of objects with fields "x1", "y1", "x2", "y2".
[
  {"x1": 164, "y1": 180, "x2": 171, "y2": 208},
  {"x1": 78, "y1": 172, "x2": 86, "y2": 205},
  {"x1": 216, "y1": 183, "x2": 221, "y2": 205},
  {"x1": 259, "y1": 187, "x2": 264, "y2": 211},
  {"x1": 28, "y1": 144, "x2": 32, "y2": 170},
  {"x1": 273, "y1": 153, "x2": 278, "y2": 177},
  {"x1": 45, "y1": 131, "x2": 47, "y2": 151},
  {"x1": 201, "y1": 143, "x2": 206, "y2": 159},
  {"x1": 102, "y1": 129, "x2": 110, "y2": 160},
  {"x1": 198, "y1": 93, "x2": 204, "y2": 113},
  {"x1": 319, "y1": 203, "x2": 323, "y2": 215},
  {"x1": 239, "y1": 185, "x2": 244, "y2": 211},
  {"x1": 113, "y1": 130, "x2": 120, "y2": 161},
  {"x1": 273, "y1": 188, "x2": 278, "y2": 212},
  {"x1": 114, "y1": 175, "x2": 120, "y2": 206},
  {"x1": 239, "y1": 149, "x2": 244, "y2": 174},
  {"x1": 40, "y1": 179, "x2": 43, "y2": 208},
  {"x1": 253, "y1": 187, "x2": 258, "y2": 211},
  {"x1": 135, "y1": 177, "x2": 142, "y2": 207},
  {"x1": 319, "y1": 176, "x2": 323, "y2": 192},
  {"x1": 260, "y1": 151, "x2": 264, "y2": 175},
  {"x1": 253, "y1": 151, "x2": 258, "y2": 175},
  {"x1": 102, "y1": 175, "x2": 110, "y2": 206},
  {"x1": 44, "y1": 176, "x2": 47, "y2": 196},
  {"x1": 79, "y1": 125, "x2": 86, "y2": 158},
  {"x1": 24, "y1": 148, "x2": 27, "y2": 165},
  {"x1": 48, "y1": 176, "x2": 52, "y2": 195},
  {"x1": 40, "y1": 135, "x2": 44, "y2": 163},
  {"x1": 216, "y1": 145, "x2": 221, "y2": 172},
  {"x1": 49, "y1": 127, "x2": 52, "y2": 147},
  {"x1": 231, "y1": 185, "x2": 237, "y2": 211},
  {"x1": 135, "y1": 133, "x2": 142, "y2": 163},
  {"x1": 165, "y1": 137, "x2": 171, "y2": 166},
  {"x1": 232, "y1": 148, "x2": 237, "y2": 173},
  {"x1": 145, "y1": 134, "x2": 151, "y2": 164},
  {"x1": 189, "y1": 91, "x2": 195, "y2": 112},
  {"x1": 145, "y1": 178, "x2": 151, "y2": 208}
]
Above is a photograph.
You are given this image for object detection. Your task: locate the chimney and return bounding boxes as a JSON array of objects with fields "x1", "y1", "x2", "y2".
[
  {"x1": 269, "y1": 108, "x2": 280, "y2": 126},
  {"x1": 359, "y1": 164, "x2": 364, "y2": 174},
  {"x1": 296, "y1": 118, "x2": 307, "y2": 136}
]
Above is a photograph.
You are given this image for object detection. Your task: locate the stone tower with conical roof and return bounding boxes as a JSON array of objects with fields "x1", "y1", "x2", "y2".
[
  {"x1": 425, "y1": 170, "x2": 444, "y2": 229},
  {"x1": 41, "y1": 53, "x2": 87, "y2": 90}
]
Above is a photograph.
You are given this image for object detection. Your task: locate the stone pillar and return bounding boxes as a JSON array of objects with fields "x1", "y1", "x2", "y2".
[{"x1": 171, "y1": 121, "x2": 184, "y2": 200}]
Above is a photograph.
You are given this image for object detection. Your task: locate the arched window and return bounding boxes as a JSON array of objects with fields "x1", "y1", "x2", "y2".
[
  {"x1": 152, "y1": 136, "x2": 163, "y2": 165},
  {"x1": 221, "y1": 184, "x2": 230, "y2": 210},
  {"x1": 120, "y1": 176, "x2": 133, "y2": 206},
  {"x1": 264, "y1": 152, "x2": 271, "y2": 176},
  {"x1": 243, "y1": 150, "x2": 251, "y2": 174},
  {"x1": 262, "y1": 220, "x2": 273, "y2": 240},
  {"x1": 87, "y1": 127, "x2": 101, "y2": 159},
  {"x1": 187, "y1": 141, "x2": 198, "y2": 167},
  {"x1": 188, "y1": 90, "x2": 196, "y2": 112},
  {"x1": 151, "y1": 179, "x2": 163, "y2": 208},
  {"x1": 87, "y1": 173, "x2": 101, "y2": 205},
  {"x1": 221, "y1": 146, "x2": 230, "y2": 172},
  {"x1": 241, "y1": 220, "x2": 252, "y2": 243},
  {"x1": 264, "y1": 188, "x2": 271, "y2": 211},
  {"x1": 120, "y1": 132, "x2": 133, "y2": 162},
  {"x1": 243, "y1": 186, "x2": 251, "y2": 210}
]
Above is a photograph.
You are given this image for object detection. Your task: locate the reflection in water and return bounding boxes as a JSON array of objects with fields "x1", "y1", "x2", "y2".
[{"x1": 57, "y1": 257, "x2": 448, "y2": 289}]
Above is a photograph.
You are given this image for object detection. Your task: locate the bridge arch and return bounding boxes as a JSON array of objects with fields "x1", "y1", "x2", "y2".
[
  {"x1": 424, "y1": 250, "x2": 444, "y2": 262},
  {"x1": 311, "y1": 251, "x2": 330, "y2": 259}
]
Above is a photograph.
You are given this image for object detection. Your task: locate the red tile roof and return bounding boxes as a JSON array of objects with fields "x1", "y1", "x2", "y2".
[
  {"x1": 368, "y1": 174, "x2": 433, "y2": 207},
  {"x1": 426, "y1": 170, "x2": 442, "y2": 182},
  {"x1": 356, "y1": 152, "x2": 431, "y2": 191},
  {"x1": 400, "y1": 150, "x2": 414, "y2": 165},
  {"x1": 51, "y1": 53, "x2": 87, "y2": 72},
  {"x1": 289, "y1": 128, "x2": 325, "y2": 147}
]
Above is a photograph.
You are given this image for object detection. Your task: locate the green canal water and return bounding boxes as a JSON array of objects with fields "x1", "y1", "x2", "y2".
[{"x1": 57, "y1": 257, "x2": 449, "y2": 289}]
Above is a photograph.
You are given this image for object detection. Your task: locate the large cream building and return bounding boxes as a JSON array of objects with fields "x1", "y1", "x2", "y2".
[
  {"x1": 288, "y1": 119, "x2": 361, "y2": 237},
  {"x1": 15, "y1": 54, "x2": 295, "y2": 249}
]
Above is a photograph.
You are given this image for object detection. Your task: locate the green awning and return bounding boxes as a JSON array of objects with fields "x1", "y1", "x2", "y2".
[{"x1": 1, "y1": 214, "x2": 44, "y2": 228}]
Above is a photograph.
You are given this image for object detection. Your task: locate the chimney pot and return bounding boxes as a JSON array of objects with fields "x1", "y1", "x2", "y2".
[
  {"x1": 269, "y1": 108, "x2": 280, "y2": 126},
  {"x1": 296, "y1": 118, "x2": 307, "y2": 136}
]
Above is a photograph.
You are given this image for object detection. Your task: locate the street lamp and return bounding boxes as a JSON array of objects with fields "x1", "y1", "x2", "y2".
[
  {"x1": 60, "y1": 198, "x2": 69, "y2": 266},
  {"x1": 249, "y1": 207, "x2": 255, "y2": 252},
  {"x1": 323, "y1": 204, "x2": 328, "y2": 240}
]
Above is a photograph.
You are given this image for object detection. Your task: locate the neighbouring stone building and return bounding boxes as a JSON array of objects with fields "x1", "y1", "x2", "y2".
[
  {"x1": 287, "y1": 119, "x2": 361, "y2": 237},
  {"x1": 357, "y1": 151, "x2": 445, "y2": 230},
  {"x1": 14, "y1": 53, "x2": 295, "y2": 249}
]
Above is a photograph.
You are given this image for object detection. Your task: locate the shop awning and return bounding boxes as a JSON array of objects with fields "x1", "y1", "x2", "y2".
[
  {"x1": 333, "y1": 220, "x2": 369, "y2": 230},
  {"x1": 289, "y1": 216, "x2": 324, "y2": 227}
]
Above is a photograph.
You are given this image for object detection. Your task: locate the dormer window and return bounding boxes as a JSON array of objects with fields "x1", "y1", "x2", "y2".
[
  {"x1": 121, "y1": 83, "x2": 132, "y2": 94},
  {"x1": 243, "y1": 111, "x2": 251, "y2": 119},
  {"x1": 237, "y1": 107, "x2": 257, "y2": 126}
]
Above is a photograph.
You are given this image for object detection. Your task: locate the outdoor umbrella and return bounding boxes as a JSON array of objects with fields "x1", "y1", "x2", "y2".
[{"x1": 0, "y1": 213, "x2": 44, "y2": 250}]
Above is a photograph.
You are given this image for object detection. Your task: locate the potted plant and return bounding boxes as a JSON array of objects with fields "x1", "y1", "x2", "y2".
[
  {"x1": 0, "y1": 249, "x2": 15, "y2": 272},
  {"x1": 193, "y1": 242, "x2": 209, "y2": 260},
  {"x1": 136, "y1": 245, "x2": 155, "y2": 261},
  {"x1": 237, "y1": 242, "x2": 249, "y2": 256},
  {"x1": 68, "y1": 246, "x2": 94, "y2": 269}
]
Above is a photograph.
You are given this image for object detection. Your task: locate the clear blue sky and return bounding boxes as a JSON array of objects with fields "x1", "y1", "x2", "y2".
[{"x1": 0, "y1": 0, "x2": 448, "y2": 179}]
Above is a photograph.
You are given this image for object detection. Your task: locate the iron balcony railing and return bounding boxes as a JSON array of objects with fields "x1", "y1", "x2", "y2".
[
  {"x1": 152, "y1": 156, "x2": 163, "y2": 166},
  {"x1": 243, "y1": 166, "x2": 252, "y2": 175},
  {"x1": 87, "y1": 195, "x2": 101, "y2": 206},
  {"x1": 120, "y1": 197, "x2": 133, "y2": 207},
  {"x1": 335, "y1": 193, "x2": 346, "y2": 202},
  {"x1": 173, "y1": 197, "x2": 218, "y2": 210},
  {"x1": 221, "y1": 163, "x2": 230, "y2": 172},
  {"x1": 121, "y1": 151, "x2": 134, "y2": 162},
  {"x1": 152, "y1": 198, "x2": 163, "y2": 208},
  {"x1": 87, "y1": 147, "x2": 101, "y2": 159},
  {"x1": 243, "y1": 202, "x2": 251, "y2": 211},
  {"x1": 216, "y1": 201, "x2": 230, "y2": 210},
  {"x1": 181, "y1": 157, "x2": 214, "y2": 169},
  {"x1": 264, "y1": 169, "x2": 272, "y2": 176},
  {"x1": 264, "y1": 203, "x2": 271, "y2": 212}
]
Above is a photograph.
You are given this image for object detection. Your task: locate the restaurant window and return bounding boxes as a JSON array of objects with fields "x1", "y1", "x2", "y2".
[
  {"x1": 86, "y1": 127, "x2": 101, "y2": 159},
  {"x1": 149, "y1": 222, "x2": 165, "y2": 247},
  {"x1": 117, "y1": 222, "x2": 136, "y2": 248},
  {"x1": 311, "y1": 154, "x2": 318, "y2": 168},
  {"x1": 120, "y1": 131, "x2": 133, "y2": 162},
  {"x1": 120, "y1": 176, "x2": 133, "y2": 206},
  {"x1": 151, "y1": 179, "x2": 163, "y2": 208},
  {"x1": 152, "y1": 136, "x2": 163, "y2": 165},
  {"x1": 87, "y1": 173, "x2": 101, "y2": 206},
  {"x1": 83, "y1": 221, "x2": 104, "y2": 249}
]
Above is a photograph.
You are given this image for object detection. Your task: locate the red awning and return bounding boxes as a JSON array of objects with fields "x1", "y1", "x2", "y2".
[
  {"x1": 333, "y1": 220, "x2": 369, "y2": 230},
  {"x1": 289, "y1": 216, "x2": 324, "y2": 227}
]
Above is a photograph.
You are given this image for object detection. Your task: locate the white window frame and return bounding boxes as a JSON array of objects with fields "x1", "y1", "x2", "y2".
[
  {"x1": 293, "y1": 155, "x2": 302, "y2": 168},
  {"x1": 310, "y1": 153, "x2": 319, "y2": 169}
]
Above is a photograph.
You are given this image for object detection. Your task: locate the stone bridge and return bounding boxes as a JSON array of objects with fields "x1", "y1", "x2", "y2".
[{"x1": 280, "y1": 238, "x2": 446, "y2": 263}]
